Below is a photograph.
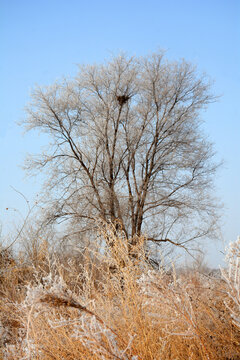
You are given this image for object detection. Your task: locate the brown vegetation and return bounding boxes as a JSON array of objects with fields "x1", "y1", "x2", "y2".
[{"x1": 0, "y1": 227, "x2": 239, "y2": 359}]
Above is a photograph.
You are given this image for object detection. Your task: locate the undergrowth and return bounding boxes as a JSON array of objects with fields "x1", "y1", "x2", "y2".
[{"x1": 0, "y1": 226, "x2": 239, "y2": 359}]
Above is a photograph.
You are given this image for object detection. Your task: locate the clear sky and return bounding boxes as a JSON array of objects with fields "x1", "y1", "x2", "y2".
[{"x1": 0, "y1": 0, "x2": 239, "y2": 267}]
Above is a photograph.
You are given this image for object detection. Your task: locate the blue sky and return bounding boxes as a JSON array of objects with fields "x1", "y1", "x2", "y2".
[{"x1": 0, "y1": 0, "x2": 239, "y2": 266}]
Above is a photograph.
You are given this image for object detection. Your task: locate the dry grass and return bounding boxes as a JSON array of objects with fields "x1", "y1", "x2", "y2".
[{"x1": 0, "y1": 227, "x2": 239, "y2": 359}]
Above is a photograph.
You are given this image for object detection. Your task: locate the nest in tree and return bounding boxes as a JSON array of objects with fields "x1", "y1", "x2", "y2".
[{"x1": 116, "y1": 94, "x2": 130, "y2": 106}]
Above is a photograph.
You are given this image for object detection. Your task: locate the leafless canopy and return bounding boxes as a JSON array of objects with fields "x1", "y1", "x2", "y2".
[{"x1": 23, "y1": 52, "x2": 220, "y2": 252}]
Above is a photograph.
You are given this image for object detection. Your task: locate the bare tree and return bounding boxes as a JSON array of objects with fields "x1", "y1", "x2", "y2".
[{"x1": 22, "y1": 52, "x2": 220, "y2": 254}]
